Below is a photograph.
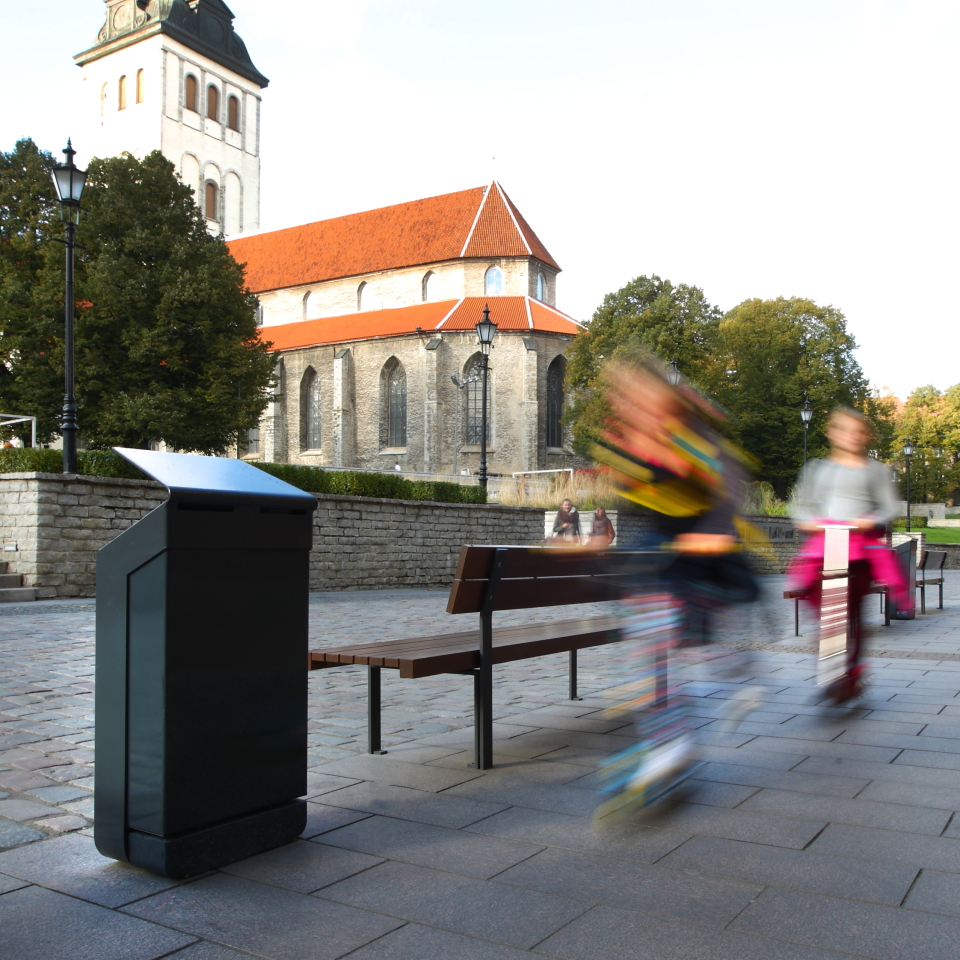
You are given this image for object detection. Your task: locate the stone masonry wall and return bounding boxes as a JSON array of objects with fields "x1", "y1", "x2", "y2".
[
  {"x1": 0, "y1": 473, "x2": 545, "y2": 598},
  {"x1": 0, "y1": 473, "x2": 167, "y2": 598}
]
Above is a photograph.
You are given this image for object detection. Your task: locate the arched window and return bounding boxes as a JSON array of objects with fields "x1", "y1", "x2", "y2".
[
  {"x1": 546, "y1": 356, "x2": 565, "y2": 448},
  {"x1": 422, "y1": 271, "x2": 439, "y2": 302},
  {"x1": 464, "y1": 355, "x2": 491, "y2": 445},
  {"x1": 243, "y1": 426, "x2": 260, "y2": 456},
  {"x1": 118, "y1": 75, "x2": 127, "y2": 110},
  {"x1": 304, "y1": 290, "x2": 322, "y2": 319},
  {"x1": 484, "y1": 265, "x2": 504, "y2": 296},
  {"x1": 384, "y1": 361, "x2": 407, "y2": 447},
  {"x1": 302, "y1": 368, "x2": 321, "y2": 450},
  {"x1": 204, "y1": 181, "x2": 218, "y2": 220},
  {"x1": 536, "y1": 272, "x2": 545, "y2": 301},
  {"x1": 185, "y1": 74, "x2": 198, "y2": 112},
  {"x1": 136, "y1": 69, "x2": 145, "y2": 104},
  {"x1": 357, "y1": 281, "x2": 377, "y2": 312},
  {"x1": 206, "y1": 85, "x2": 219, "y2": 121},
  {"x1": 227, "y1": 95, "x2": 240, "y2": 131}
]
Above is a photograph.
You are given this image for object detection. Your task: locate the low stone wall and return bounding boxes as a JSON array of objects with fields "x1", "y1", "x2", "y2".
[
  {"x1": 743, "y1": 514, "x2": 798, "y2": 574},
  {"x1": 0, "y1": 473, "x2": 546, "y2": 598},
  {"x1": 0, "y1": 473, "x2": 166, "y2": 598}
]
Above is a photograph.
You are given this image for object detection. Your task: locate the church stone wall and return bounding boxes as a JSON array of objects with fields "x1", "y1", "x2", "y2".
[
  {"x1": 258, "y1": 257, "x2": 559, "y2": 327},
  {"x1": 272, "y1": 330, "x2": 577, "y2": 477},
  {"x1": 0, "y1": 474, "x2": 544, "y2": 598}
]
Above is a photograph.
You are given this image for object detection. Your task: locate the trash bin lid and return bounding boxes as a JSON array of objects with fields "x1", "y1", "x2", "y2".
[{"x1": 114, "y1": 448, "x2": 318, "y2": 509}]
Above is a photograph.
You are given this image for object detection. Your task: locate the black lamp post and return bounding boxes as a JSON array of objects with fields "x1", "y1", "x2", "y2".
[
  {"x1": 51, "y1": 140, "x2": 87, "y2": 474},
  {"x1": 903, "y1": 438, "x2": 915, "y2": 532},
  {"x1": 800, "y1": 393, "x2": 813, "y2": 464},
  {"x1": 667, "y1": 358, "x2": 681, "y2": 387},
  {"x1": 475, "y1": 305, "x2": 497, "y2": 490}
]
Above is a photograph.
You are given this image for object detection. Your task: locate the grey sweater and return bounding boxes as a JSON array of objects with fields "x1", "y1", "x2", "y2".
[{"x1": 790, "y1": 457, "x2": 899, "y2": 526}]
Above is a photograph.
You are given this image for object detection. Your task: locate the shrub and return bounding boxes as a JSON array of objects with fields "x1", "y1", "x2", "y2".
[
  {"x1": 0, "y1": 449, "x2": 487, "y2": 504},
  {"x1": 893, "y1": 516, "x2": 928, "y2": 529},
  {"x1": 250, "y1": 462, "x2": 486, "y2": 504},
  {"x1": 0, "y1": 447, "x2": 147, "y2": 480}
]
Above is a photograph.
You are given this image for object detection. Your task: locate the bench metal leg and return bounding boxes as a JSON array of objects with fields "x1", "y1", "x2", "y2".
[
  {"x1": 795, "y1": 599, "x2": 800, "y2": 637},
  {"x1": 940, "y1": 581, "x2": 944, "y2": 609},
  {"x1": 474, "y1": 664, "x2": 493, "y2": 770},
  {"x1": 884, "y1": 589, "x2": 890, "y2": 626},
  {"x1": 919, "y1": 582, "x2": 926, "y2": 616},
  {"x1": 569, "y1": 650, "x2": 581, "y2": 701},
  {"x1": 368, "y1": 666, "x2": 386, "y2": 755}
]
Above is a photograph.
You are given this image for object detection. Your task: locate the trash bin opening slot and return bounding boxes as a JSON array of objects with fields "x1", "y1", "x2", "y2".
[
  {"x1": 176, "y1": 503, "x2": 235, "y2": 512},
  {"x1": 260, "y1": 507, "x2": 309, "y2": 516}
]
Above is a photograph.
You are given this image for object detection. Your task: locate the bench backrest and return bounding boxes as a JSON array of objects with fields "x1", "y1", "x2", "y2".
[
  {"x1": 921, "y1": 550, "x2": 947, "y2": 574},
  {"x1": 446, "y1": 544, "x2": 655, "y2": 614}
]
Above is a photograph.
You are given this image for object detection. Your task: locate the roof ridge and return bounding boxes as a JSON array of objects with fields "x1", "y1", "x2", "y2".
[
  {"x1": 494, "y1": 182, "x2": 532, "y2": 256},
  {"x1": 435, "y1": 298, "x2": 465, "y2": 329},
  {"x1": 459, "y1": 184, "x2": 493, "y2": 258},
  {"x1": 530, "y1": 298, "x2": 586, "y2": 328},
  {"x1": 524, "y1": 296, "x2": 534, "y2": 329}
]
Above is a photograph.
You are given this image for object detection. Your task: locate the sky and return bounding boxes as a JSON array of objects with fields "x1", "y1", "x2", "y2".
[{"x1": 3, "y1": 0, "x2": 958, "y2": 400}]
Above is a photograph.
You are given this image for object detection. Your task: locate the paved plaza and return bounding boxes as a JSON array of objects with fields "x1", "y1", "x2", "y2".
[{"x1": 2, "y1": 575, "x2": 960, "y2": 958}]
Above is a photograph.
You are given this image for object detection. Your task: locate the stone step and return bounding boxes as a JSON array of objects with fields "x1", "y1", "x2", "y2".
[
  {"x1": 0, "y1": 573, "x2": 21, "y2": 588},
  {"x1": 0, "y1": 587, "x2": 37, "y2": 603}
]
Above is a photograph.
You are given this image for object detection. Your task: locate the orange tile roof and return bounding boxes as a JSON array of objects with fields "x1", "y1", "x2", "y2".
[
  {"x1": 228, "y1": 183, "x2": 560, "y2": 294},
  {"x1": 259, "y1": 297, "x2": 582, "y2": 352}
]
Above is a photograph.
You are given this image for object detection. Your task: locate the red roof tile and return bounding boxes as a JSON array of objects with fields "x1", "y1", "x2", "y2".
[
  {"x1": 228, "y1": 183, "x2": 560, "y2": 294},
  {"x1": 259, "y1": 297, "x2": 581, "y2": 352}
]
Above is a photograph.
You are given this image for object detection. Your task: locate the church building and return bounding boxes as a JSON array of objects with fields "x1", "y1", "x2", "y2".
[
  {"x1": 73, "y1": 1, "x2": 583, "y2": 478},
  {"x1": 227, "y1": 184, "x2": 583, "y2": 477}
]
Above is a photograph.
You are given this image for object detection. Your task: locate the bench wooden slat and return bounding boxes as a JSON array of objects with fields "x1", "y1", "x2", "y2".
[
  {"x1": 447, "y1": 574, "x2": 627, "y2": 614},
  {"x1": 310, "y1": 615, "x2": 622, "y2": 679}
]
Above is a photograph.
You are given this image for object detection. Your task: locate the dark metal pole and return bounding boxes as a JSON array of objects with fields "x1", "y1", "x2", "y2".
[
  {"x1": 62, "y1": 218, "x2": 78, "y2": 474},
  {"x1": 803, "y1": 422, "x2": 809, "y2": 465},
  {"x1": 479, "y1": 355, "x2": 488, "y2": 490},
  {"x1": 905, "y1": 456, "x2": 911, "y2": 533}
]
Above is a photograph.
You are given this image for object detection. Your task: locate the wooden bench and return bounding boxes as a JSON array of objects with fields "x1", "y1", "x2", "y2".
[
  {"x1": 309, "y1": 545, "x2": 656, "y2": 769},
  {"x1": 783, "y1": 584, "x2": 889, "y2": 636},
  {"x1": 917, "y1": 550, "x2": 947, "y2": 614}
]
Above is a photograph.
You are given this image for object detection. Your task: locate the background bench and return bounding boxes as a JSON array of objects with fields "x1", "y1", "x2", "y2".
[
  {"x1": 309, "y1": 545, "x2": 655, "y2": 769},
  {"x1": 917, "y1": 550, "x2": 946, "y2": 614}
]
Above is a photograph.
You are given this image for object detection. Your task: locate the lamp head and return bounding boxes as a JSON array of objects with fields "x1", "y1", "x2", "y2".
[
  {"x1": 666, "y1": 359, "x2": 681, "y2": 387},
  {"x1": 903, "y1": 438, "x2": 915, "y2": 458},
  {"x1": 51, "y1": 140, "x2": 87, "y2": 221},
  {"x1": 800, "y1": 394, "x2": 813, "y2": 424},
  {"x1": 476, "y1": 304, "x2": 497, "y2": 355}
]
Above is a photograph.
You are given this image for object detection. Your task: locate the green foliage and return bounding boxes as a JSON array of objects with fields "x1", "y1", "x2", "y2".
[
  {"x1": 893, "y1": 516, "x2": 928, "y2": 529},
  {"x1": 0, "y1": 447, "x2": 147, "y2": 479},
  {"x1": 564, "y1": 275, "x2": 721, "y2": 455},
  {"x1": 0, "y1": 141, "x2": 275, "y2": 453},
  {"x1": 742, "y1": 481, "x2": 790, "y2": 516},
  {"x1": 892, "y1": 385, "x2": 960, "y2": 504},
  {"x1": 702, "y1": 297, "x2": 868, "y2": 497},
  {"x1": 250, "y1": 462, "x2": 486, "y2": 504}
]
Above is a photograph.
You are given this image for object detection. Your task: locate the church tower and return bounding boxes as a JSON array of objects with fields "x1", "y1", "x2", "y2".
[{"x1": 74, "y1": 0, "x2": 268, "y2": 236}]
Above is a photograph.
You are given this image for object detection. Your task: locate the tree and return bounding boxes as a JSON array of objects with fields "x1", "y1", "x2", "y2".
[
  {"x1": 0, "y1": 142, "x2": 275, "y2": 453},
  {"x1": 565, "y1": 275, "x2": 721, "y2": 454},
  {"x1": 701, "y1": 297, "x2": 868, "y2": 496},
  {"x1": 896, "y1": 385, "x2": 960, "y2": 503}
]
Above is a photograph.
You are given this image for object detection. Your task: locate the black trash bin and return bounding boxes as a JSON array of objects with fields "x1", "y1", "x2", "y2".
[
  {"x1": 889, "y1": 537, "x2": 917, "y2": 621},
  {"x1": 95, "y1": 448, "x2": 318, "y2": 878}
]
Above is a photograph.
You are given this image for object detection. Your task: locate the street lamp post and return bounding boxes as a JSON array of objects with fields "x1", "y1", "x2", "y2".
[
  {"x1": 667, "y1": 358, "x2": 681, "y2": 387},
  {"x1": 475, "y1": 305, "x2": 497, "y2": 490},
  {"x1": 903, "y1": 438, "x2": 915, "y2": 532},
  {"x1": 50, "y1": 140, "x2": 87, "y2": 474},
  {"x1": 800, "y1": 393, "x2": 813, "y2": 465}
]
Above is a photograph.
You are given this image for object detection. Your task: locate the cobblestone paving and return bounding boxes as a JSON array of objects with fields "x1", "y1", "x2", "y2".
[{"x1": 2, "y1": 576, "x2": 960, "y2": 958}]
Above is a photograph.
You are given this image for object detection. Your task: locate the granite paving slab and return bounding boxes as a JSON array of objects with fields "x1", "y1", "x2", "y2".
[{"x1": 123, "y1": 872, "x2": 403, "y2": 960}]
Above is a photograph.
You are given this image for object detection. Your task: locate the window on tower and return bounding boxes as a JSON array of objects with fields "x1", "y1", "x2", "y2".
[
  {"x1": 185, "y1": 74, "x2": 198, "y2": 112},
  {"x1": 205, "y1": 182, "x2": 219, "y2": 221},
  {"x1": 207, "y1": 85, "x2": 219, "y2": 122},
  {"x1": 118, "y1": 75, "x2": 127, "y2": 110},
  {"x1": 136, "y1": 69, "x2": 145, "y2": 104},
  {"x1": 100, "y1": 83, "x2": 109, "y2": 116},
  {"x1": 227, "y1": 95, "x2": 240, "y2": 131},
  {"x1": 484, "y1": 265, "x2": 504, "y2": 296}
]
